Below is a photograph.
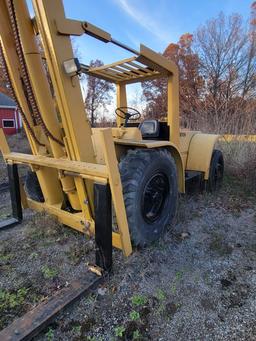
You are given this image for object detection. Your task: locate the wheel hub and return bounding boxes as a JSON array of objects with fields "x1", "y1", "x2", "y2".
[{"x1": 141, "y1": 172, "x2": 169, "y2": 224}]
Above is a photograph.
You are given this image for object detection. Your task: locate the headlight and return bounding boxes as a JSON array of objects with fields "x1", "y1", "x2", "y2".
[{"x1": 63, "y1": 58, "x2": 81, "y2": 75}]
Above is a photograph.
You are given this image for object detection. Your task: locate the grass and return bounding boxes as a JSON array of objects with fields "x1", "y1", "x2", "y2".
[
  {"x1": 133, "y1": 330, "x2": 141, "y2": 339},
  {"x1": 25, "y1": 213, "x2": 63, "y2": 240},
  {"x1": 72, "y1": 324, "x2": 82, "y2": 334},
  {"x1": 114, "y1": 325, "x2": 126, "y2": 337},
  {"x1": 209, "y1": 232, "x2": 233, "y2": 256},
  {"x1": 169, "y1": 271, "x2": 184, "y2": 294},
  {"x1": 131, "y1": 294, "x2": 147, "y2": 306},
  {"x1": 65, "y1": 241, "x2": 93, "y2": 265},
  {"x1": 219, "y1": 140, "x2": 256, "y2": 191},
  {"x1": 0, "y1": 133, "x2": 255, "y2": 340},
  {"x1": 41, "y1": 265, "x2": 58, "y2": 279},
  {"x1": 224, "y1": 174, "x2": 255, "y2": 198},
  {"x1": 0, "y1": 287, "x2": 30, "y2": 329},
  {"x1": 45, "y1": 327, "x2": 54, "y2": 341},
  {"x1": 155, "y1": 289, "x2": 166, "y2": 301},
  {"x1": 129, "y1": 310, "x2": 140, "y2": 321},
  {"x1": 110, "y1": 294, "x2": 152, "y2": 340},
  {"x1": 0, "y1": 287, "x2": 28, "y2": 310},
  {"x1": 0, "y1": 253, "x2": 13, "y2": 262}
]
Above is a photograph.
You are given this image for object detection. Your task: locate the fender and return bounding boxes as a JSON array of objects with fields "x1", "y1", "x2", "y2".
[
  {"x1": 114, "y1": 139, "x2": 185, "y2": 193},
  {"x1": 186, "y1": 133, "x2": 220, "y2": 179}
]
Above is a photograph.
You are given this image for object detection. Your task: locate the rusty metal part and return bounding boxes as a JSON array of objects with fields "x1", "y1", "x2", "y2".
[
  {"x1": 87, "y1": 263, "x2": 104, "y2": 276},
  {"x1": 6, "y1": 0, "x2": 64, "y2": 147},
  {"x1": 0, "y1": 272, "x2": 103, "y2": 341}
]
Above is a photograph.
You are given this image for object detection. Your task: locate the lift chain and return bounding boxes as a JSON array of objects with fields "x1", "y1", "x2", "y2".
[
  {"x1": 6, "y1": 0, "x2": 64, "y2": 147},
  {"x1": 0, "y1": 41, "x2": 44, "y2": 147}
]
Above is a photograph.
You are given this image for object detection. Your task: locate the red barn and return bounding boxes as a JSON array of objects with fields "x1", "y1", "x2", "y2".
[{"x1": 0, "y1": 92, "x2": 22, "y2": 135}]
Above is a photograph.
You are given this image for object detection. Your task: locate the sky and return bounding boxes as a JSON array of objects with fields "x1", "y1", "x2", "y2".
[
  {"x1": 27, "y1": 0, "x2": 253, "y2": 65},
  {"x1": 26, "y1": 0, "x2": 253, "y2": 116},
  {"x1": 64, "y1": 0, "x2": 253, "y2": 64}
]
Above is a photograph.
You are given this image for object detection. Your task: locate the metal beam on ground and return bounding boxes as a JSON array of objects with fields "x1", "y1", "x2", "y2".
[
  {"x1": 0, "y1": 179, "x2": 113, "y2": 340},
  {"x1": 0, "y1": 273, "x2": 103, "y2": 341}
]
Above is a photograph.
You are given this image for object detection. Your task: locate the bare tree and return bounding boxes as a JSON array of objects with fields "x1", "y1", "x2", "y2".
[
  {"x1": 242, "y1": 2, "x2": 256, "y2": 98},
  {"x1": 84, "y1": 60, "x2": 114, "y2": 127},
  {"x1": 142, "y1": 33, "x2": 202, "y2": 127},
  {"x1": 141, "y1": 3, "x2": 256, "y2": 134},
  {"x1": 195, "y1": 11, "x2": 256, "y2": 133}
]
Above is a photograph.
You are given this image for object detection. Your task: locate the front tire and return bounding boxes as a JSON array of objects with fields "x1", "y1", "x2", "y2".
[
  {"x1": 24, "y1": 170, "x2": 44, "y2": 202},
  {"x1": 119, "y1": 148, "x2": 178, "y2": 246}
]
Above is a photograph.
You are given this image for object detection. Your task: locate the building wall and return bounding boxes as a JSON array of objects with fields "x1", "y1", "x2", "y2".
[{"x1": 0, "y1": 107, "x2": 21, "y2": 135}]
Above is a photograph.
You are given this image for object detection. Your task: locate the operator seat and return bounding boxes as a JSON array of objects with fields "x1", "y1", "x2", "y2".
[{"x1": 139, "y1": 119, "x2": 160, "y2": 139}]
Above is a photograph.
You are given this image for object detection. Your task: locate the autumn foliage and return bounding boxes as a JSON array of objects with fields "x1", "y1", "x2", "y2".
[
  {"x1": 0, "y1": 4, "x2": 255, "y2": 133},
  {"x1": 142, "y1": 4, "x2": 256, "y2": 134},
  {"x1": 84, "y1": 59, "x2": 114, "y2": 127}
]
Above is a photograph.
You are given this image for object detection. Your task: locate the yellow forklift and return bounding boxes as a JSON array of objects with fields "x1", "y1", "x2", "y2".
[{"x1": 0, "y1": 0, "x2": 224, "y2": 266}]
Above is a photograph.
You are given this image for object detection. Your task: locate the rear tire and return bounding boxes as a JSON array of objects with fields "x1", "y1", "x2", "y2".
[
  {"x1": 119, "y1": 148, "x2": 178, "y2": 246},
  {"x1": 206, "y1": 149, "x2": 224, "y2": 192},
  {"x1": 24, "y1": 170, "x2": 44, "y2": 202}
]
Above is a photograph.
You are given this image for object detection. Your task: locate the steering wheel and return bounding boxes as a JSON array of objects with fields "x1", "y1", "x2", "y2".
[{"x1": 115, "y1": 107, "x2": 141, "y2": 127}]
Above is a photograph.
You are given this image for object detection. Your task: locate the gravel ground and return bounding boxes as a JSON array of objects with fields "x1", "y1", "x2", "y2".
[
  {"x1": 0, "y1": 132, "x2": 30, "y2": 184},
  {"x1": 0, "y1": 175, "x2": 255, "y2": 341},
  {"x1": 0, "y1": 134, "x2": 255, "y2": 340}
]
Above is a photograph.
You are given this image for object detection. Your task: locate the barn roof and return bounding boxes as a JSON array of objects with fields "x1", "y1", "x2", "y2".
[{"x1": 0, "y1": 92, "x2": 16, "y2": 108}]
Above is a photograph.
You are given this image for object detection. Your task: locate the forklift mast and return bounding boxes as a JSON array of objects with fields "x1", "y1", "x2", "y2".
[
  {"x1": 0, "y1": 0, "x2": 136, "y2": 256},
  {"x1": 0, "y1": 0, "x2": 222, "y2": 258},
  {"x1": 0, "y1": 0, "x2": 96, "y2": 212}
]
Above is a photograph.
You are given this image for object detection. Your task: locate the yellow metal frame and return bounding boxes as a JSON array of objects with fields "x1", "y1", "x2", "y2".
[
  {"x1": 222, "y1": 135, "x2": 256, "y2": 142},
  {"x1": 86, "y1": 45, "x2": 180, "y2": 146},
  {"x1": 51, "y1": 8, "x2": 181, "y2": 146},
  {"x1": 0, "y1": 0, "x2": 222, "y2": 258},
  {"x1": 0, "y1": 128, "x2": 132, "y2": 256},
  {"x1": 186, "y1": 134, "x2": 220, "y2": 179}
]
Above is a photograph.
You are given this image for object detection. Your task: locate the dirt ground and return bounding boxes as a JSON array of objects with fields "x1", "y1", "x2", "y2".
[
  {"x1": 0, "y1": 132, "x2": 30, "y2": 184},
  {"x1": 0, "y1": 134, "x2": 255, "y2": 341}
]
